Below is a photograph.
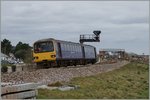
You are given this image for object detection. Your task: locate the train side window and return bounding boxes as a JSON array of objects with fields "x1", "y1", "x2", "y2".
[
  {"x1": 75, "y1": 45, "x2": 77, "y2": 52},
  {"x1": 65, "y1": 44, "x2": 67, "y2": 51},
  {"x1": 87, "y1": 47, "x2": 89, "y2": 53},
  {"x1": 78, "y1": 46, "x2": 80, "y2": 52},
  {"x1": 66, "y1": 44, "x2": 68, "y2": 51},
  {"x1": 68, "y1": 44, "x2": 70, "y2": 51},
  {"x1": 87, "y1": 46, "x2": 89, "y2": 53},
  {"x1": 61, "y1": 43, "x2": 63, "y2": 51},
  {"x1": 62, "y1": 43, "x2": 65, "y2": 51},
  {"x1": 79, "y1": 46, "x2": 80, "y2": 52},
  {"x1": 75, "y1": 45, "x2": 76, "y2": 52},
  {"x1": 69, "y1": 44, "x2": 71, "y2": 52},
  {"x1": 74, "y1": 45, "x2": 75, "y2": 52},
  {"x1": 66, "y1": 44, "x2": 69, "y2": 52},
  {"x1": 89, "y1": 47, "x2": 91, "y2": 53},
  {"x1": 79, "y1": 46, "x2": 81, "y2": 52},
  {"x1": 77, "y1": 45, "x2": 79, "y2": 52},
  {"x1": 80, "y1": 46, "x2": 82, "y2": 52},
  {"x1": 67, "y1": 44, "x2": 70, "y2": 51},
  {"x1": 72, "y1": 45, "x2": 74, "y2": 52},
  {"x1": 64, "y1": 44, "x2": 66, "y2": 51},
  {"x1": 71, "y1": 45, "x2": 72, "y2": 52},
  {"x1": 72, "y1": 45, "x2": 73, "y2": 51},
  {"x1": 76, "y1": 45, "x2": 77, "y2": 52},
  {"x1": 70, "y1": 44, "x2": 72, "y2": 52},
  {"x1": 73, "y1": 45, "x2": 75, "y2": 52}
]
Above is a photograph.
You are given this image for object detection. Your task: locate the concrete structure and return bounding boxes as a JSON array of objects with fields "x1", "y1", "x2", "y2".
[{"x1": 1, "y1": 83, "x2": 38, "y2": 99}]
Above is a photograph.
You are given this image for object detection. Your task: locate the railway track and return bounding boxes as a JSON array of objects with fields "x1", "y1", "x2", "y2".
[{"x1": 1, "y1": 61, "x2": 129, "y2": 85}]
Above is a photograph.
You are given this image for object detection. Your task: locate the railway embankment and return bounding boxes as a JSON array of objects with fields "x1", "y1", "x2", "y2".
[{"x1": 1, "y1": 61, "x2": 129, "y2": 85}]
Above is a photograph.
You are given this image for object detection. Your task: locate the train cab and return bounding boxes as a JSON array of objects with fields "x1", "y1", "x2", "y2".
[{"x1": 33, "y1": 39, "x2": 56, "y2": 64}]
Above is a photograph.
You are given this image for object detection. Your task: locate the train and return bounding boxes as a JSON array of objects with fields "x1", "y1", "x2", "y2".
[{"x1": 33, "y1": 38, "x2": 97, "y2": 67}]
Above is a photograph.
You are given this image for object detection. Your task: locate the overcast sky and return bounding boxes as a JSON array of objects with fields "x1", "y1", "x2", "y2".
[{"x1": 1, "y1": 1, "x2": 149, "y2": 55}]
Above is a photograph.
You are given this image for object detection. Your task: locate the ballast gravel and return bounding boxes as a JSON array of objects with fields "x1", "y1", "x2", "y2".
[{"x1": 1, "y1": 61, "x2": 129, "y2": 85}]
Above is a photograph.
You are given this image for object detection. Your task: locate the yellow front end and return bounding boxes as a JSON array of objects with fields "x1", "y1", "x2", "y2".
[{"x1": 33, "y1": 51, "x2": 56, "y2": 63}]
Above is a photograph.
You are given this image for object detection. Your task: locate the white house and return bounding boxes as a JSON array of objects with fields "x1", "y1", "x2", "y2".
[
  {"x1": 1, "y1": 53, "x2": 9, "y2": 61},
  {"x1": 1, "y1": 53, "x2": 24, "y2": 64}
]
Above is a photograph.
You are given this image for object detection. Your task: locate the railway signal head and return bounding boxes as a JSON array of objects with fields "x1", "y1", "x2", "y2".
[{"x1": 93, "y1": 30, "x2": 101, "y2": 36}]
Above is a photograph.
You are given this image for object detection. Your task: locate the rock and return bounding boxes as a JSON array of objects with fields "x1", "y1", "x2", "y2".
[{"x1": 58, "y1": 86, "x2": 75, "y2": 91}]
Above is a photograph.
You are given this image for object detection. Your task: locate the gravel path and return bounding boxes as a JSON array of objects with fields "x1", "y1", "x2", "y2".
[{"x1": 1, "y1": 61, "x2": 129, "y2": 84}]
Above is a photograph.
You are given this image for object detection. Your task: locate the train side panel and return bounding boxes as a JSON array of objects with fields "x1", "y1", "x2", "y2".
[
  {"x1": 60, "y1": 42, "x2": 83, "y2": 59},
  {"x1": 84, "y1": 45, "x2": 96, "y2": 59}
]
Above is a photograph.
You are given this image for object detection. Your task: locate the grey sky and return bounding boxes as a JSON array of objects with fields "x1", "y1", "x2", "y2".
[{"x1": 1, "y1": 1, "x2": 149, "y2": 55}]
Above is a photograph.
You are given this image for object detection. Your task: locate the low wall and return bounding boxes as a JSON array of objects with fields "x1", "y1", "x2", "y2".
[{"x1": 3, "y1": 64, "x2": 36, "y2": 73}]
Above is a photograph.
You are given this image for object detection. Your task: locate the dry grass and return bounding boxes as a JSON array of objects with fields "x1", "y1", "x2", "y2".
[{"x1": 47, "y1": 81, "x2": 63, "y2": 87}]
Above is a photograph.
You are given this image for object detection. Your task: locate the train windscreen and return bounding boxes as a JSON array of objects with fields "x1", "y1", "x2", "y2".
[{"x1": 34, "y1": 41, "x2": 54, "y2": 53}]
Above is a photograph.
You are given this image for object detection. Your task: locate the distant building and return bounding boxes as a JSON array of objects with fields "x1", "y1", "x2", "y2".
[
  {"x1": 1, "y1": 52, "x2": 24, "y2": 64},
  {"x1": 1, "y1": 53, "x2": 9, "y2": 61},
  {"x1": 99, "y1": 48, "x2": 125, "y2": 60}
]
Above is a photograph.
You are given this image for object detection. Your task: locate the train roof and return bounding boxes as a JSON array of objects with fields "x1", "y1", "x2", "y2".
[
  {"x1": 34, "y1": 38, "x2": 95, "y2": 47},
  {"x1": 34, "y1": 38, "x2": 55, "y2": 43}
]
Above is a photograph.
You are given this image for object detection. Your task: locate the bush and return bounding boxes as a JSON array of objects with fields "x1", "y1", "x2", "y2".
[
  {"x1": 11, "y1": 65, "x2": 16, "y2": 72},
  {"x1": 1, "y1": 66, "x2": 8, "y2": 73}
]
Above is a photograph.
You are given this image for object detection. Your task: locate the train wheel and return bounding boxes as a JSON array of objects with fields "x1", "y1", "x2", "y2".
[
  {"x1": 36, "y1": 63, "x2": 41, "y2": 69},
  {"x1": 83, "y1": 60, "x2": 86, "y2": 65},
  {"x1": 57, "y1": 61, "x2": 61, "y2": 67},
  {"x1": 92, "y1": 61, "x2": 95, "y2": 64},
  {"x1": 64, "y1": 61, "x2": 68, "y2": 67},
  {"x1": 73, "y1": 61, "x2": 77, "y2": 66},
  {"x1": 47, "y1": 62, "x2": 52, "y2": 68},
  {"x1": 62, "y1": 61, "x2": 67, "y2": 67}
]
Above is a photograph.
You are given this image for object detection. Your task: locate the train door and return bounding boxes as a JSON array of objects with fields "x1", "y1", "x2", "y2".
[{"x1": 57, "y1": 42, "x2": 62, "y2": 58}]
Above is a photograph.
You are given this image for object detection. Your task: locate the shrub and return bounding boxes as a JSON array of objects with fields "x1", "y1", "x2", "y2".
[{"x1": 1, "y1": 66, "x2": 8, "y2": 73}]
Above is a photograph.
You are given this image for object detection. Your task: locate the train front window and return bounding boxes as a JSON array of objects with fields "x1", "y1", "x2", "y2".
[{"x1": 34, "y1": 42, "x2": 54, "y2": 53}]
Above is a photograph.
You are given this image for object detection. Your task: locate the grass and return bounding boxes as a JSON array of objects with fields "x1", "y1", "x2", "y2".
[{"x1": 37, "y1": 62, "x2": 149, "y2": 99}]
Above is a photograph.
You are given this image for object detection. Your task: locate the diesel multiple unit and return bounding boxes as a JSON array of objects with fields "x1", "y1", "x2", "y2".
[{"x1": 33, "y1": 38, "x2": 97, "y2": 67}]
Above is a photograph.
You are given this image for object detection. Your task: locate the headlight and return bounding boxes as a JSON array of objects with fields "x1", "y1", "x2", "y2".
[
  {"x1": 51, "y1": 55, "x2": 56, "y2": 58},
  {"x1": 34, "y1": 56, "x2": 39, "y2": 59}
]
